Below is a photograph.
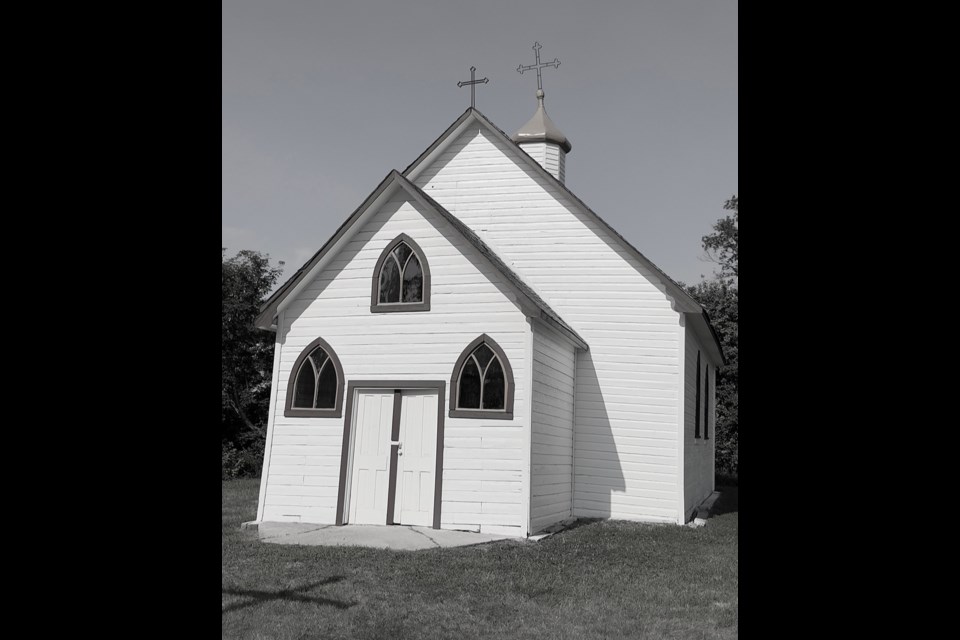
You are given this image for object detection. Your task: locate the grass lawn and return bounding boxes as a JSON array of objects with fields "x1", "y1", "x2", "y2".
[{"x1": 223, "y1": 479, "x2": 738, "y2": 639}]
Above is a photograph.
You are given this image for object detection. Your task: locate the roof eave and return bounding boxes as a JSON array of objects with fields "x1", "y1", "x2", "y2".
[
  {"x1": 515, "y1": 134, "x2": 572, "y2": 153},
  {"x1": 686, "y1": 310, "x2": 727, "y2": 366},
  {"x1": 539, "y1": 312, "x2": 589, "y2": 351},
  {"x1": 702, "y1": 310, "x2": 728, "y2": 366}
]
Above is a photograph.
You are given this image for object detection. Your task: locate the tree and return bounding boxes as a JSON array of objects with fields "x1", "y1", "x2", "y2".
[
  {"x1": 685, "y1": 279, "x2": 738, "y2": 474},
  {"x1": 685, "y1": 195, "x2": 739, "y2": 475},
  {"x1": 703, "y1": 195, "x2": 738, "y2": 279},
  {"x1": 222, "y1": 249, "x2": 283, "y2": 447}
]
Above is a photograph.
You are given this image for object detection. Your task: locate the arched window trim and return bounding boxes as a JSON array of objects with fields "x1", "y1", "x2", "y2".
[
  {"x1": 370, "y1": 233, "x2": 431, "y2": 313},
  {"x1": 284, "y1": 336, "x2": 345, "y2": 418},
  {"x1": 449, "y1": 334, "x2": 515, "y2": 420}
]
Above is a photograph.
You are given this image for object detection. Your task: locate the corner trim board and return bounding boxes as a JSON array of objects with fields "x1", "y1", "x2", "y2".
[
  {"x1": 676, "y1": 315, "x2": 687, "y2": 524},
  {"x1": 523, "y1": 318, "x2": 534, "y2": 536}
]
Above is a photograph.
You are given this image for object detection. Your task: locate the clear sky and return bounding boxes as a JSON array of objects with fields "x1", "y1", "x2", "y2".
[{"x1": 222, "y1": 0, "x2": 738, "y2": 286}]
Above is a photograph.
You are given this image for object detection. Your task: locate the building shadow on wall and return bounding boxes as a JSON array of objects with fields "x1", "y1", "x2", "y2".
[{"x1": 573, "y1": 352, "x2": 625, "y2": 519}]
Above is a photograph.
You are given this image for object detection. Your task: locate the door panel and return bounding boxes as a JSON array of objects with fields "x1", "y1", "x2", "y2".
[
  {"x1": 348, "y1": 391, "x2": 395, "y2": 525},
  {"x1": 394, "y1": 391, "x2": 439, "y2": 527}
]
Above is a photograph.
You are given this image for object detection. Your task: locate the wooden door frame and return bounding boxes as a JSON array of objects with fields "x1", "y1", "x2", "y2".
[{"x1": 336, "y1": 380, "x2": 447, "y2": 529}]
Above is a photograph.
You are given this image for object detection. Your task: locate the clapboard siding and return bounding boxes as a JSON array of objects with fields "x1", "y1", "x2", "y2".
[
  {"x1": 260, "y1": 189, "x2": 531, "y2": 535},
  {"x1": 684, "y1": 325, "x2": 715, "y2": 520},
  {"x1": 518, "y1": 142, "x2": 566, "y2": 183},
  {"x1": 529, "y1": 322, "x2": 576, "y2": 533},
  {"x1": 416, "y1": 126, "x2": 682, "y2": 523}
]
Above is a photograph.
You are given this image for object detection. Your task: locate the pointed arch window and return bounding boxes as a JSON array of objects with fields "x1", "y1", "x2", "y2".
[
  {"x1": 284, "y1": 337, "x2": 345, "y2": 418},
  {"x1": 371, "y1": 234, "x2": 431, "y2": 313},
  {"x1": 449, "y1": 334, "x2": 515, "y2": 419}
]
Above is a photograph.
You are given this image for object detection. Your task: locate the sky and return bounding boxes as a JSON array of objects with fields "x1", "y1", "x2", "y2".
[{"x1": 222, "y1": 0, "x2": 738, "y2": 286}]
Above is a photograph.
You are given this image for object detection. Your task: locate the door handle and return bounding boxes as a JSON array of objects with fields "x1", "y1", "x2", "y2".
[{"x1": 390, "y1": 440, "x2": 403, "y2": 455}]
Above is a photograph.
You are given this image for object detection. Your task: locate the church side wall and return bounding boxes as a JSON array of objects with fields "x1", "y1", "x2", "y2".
[
  {"x1": 683, "y1": 324, "x2": 715, "y2": 520},
  {"x1": 415, "y1": 127, "x2": 681, "y2": 523},
  {"x1": 259, "y1": 192, "x2": 531, "y2": 537},
  {"x1": 530, "y1": 322, "x2": 576, "y2": 533}
]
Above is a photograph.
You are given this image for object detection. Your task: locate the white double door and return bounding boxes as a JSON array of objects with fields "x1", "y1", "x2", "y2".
[{"x1": 348, "y1": 389, "x2": 438, "y2": 527}]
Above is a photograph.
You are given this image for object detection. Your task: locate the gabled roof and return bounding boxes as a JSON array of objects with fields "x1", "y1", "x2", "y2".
[
  {"x1": 402, "y1": 107, "x2": 726, "y2": 365},
  {"x1": 255, "y1": 170, "x2": 587, "y2": 350}
]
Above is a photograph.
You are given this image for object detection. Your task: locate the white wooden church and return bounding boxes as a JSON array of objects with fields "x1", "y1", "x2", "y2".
[{"x1": 253, "y1": 84, "x2": 724, "y2": 537}]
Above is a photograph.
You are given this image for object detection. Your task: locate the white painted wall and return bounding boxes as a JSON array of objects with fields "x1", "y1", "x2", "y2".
[
  {"x1": 683, "y1": 324, "x2": 715, "y2": 520},
  {"x1": 415, "y1": 126, "x2": 683, "y2": 523},
  {"x1": 259, "y1": 189, "x2": 530, "y2": 536},
  {"x1": 530, "y1": 321, "x2": 576, "y2": 533}
]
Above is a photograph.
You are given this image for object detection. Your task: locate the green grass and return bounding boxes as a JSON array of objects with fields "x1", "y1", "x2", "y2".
[{"x1": 223, "y1": 479, "x2": 738, "y2": 639}]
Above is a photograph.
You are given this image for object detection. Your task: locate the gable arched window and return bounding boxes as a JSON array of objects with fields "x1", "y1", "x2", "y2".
[
  {"x1": 284, "y1": 337, "x2": 345, "y2": 418},
  {"x1": 449, "y1": 334, "x2": 515, "y2": 419},
  {"x1": 371, "y1": 234, "x2": 431, "y2": 313}
]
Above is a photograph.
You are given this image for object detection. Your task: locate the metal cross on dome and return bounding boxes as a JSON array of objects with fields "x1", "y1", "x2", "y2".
[
  {"x1": 457, "y1": 66, "x2": 489, "y2": 109},
  {"x1": 517, "y1": 42, "x2": 560, "y2": 92}
]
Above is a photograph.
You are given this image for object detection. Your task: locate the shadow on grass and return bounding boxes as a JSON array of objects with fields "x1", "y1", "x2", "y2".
[
  {"x1": 711, "y1": 487, "x2": 739, "y2": 516},
  {"x1": 222, "y1": 576, "x2": 354, "y2": 614}
]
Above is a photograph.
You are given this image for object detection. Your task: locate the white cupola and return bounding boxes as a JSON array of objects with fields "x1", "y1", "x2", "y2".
[{"x1": 511, "y1": 89, "x2": 572, "y2": 183}]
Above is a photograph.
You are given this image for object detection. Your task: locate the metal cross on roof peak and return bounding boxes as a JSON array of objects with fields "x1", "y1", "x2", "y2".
[
  {"x1": 457, "y1": 66, "x2": 489, "y2": 109},
  {"x1": 517, "y1": 42, "x2": 560, "y2": 93}
]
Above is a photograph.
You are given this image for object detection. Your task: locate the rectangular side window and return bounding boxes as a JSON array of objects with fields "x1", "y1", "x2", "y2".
[
  {"x1": 704, "y1": 365, "x2": 710, "y2": 440},
  {"x1": 695, "y1": 351, "x2": 701, "y2": 439}
]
